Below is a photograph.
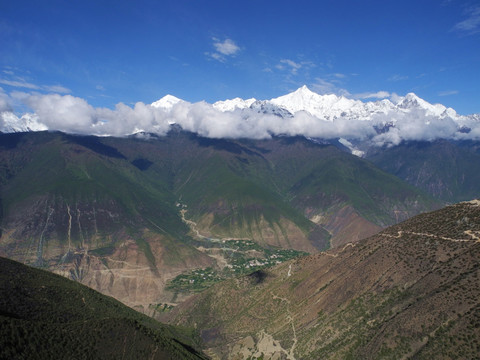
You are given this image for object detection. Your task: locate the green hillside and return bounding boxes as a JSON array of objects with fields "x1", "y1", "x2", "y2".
[
  {"x1": 367, "y1": 140, "x2": 480, "y2": 203},
  {"x1": 1, "y1": 132, "x2": 187, "y2": 243},
  {"x1": 0, "y1": 256, "x2": 207, "y2": 360}
]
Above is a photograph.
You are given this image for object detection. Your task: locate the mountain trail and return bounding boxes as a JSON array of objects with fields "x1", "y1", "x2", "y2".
[
  {"x1": 321, "y1": 242, "x2": 356, "y2": 258},
  {"x1": 270, "y1": 292, "x2": 297, "y2": 359},
  {"x1": 179, "y1": 205, "x2": 250, "y2": 242},
  {"x1": 104, "y1": 257, "x2": 151, "y2": 270},
  {"x1": 464, "y1": 230, "x2": 480, "y2": 242},
  {"x1": 383, "y1": 230, "x2": 480, "y2": 243}
]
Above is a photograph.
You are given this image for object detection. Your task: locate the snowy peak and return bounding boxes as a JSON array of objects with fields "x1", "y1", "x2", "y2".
[
  {"x1": 271, "y1": 86, "x2": 366, "y2": 121},
  {"x1": 151, "y1": 95, "x2": 185, "y2": 110},
  {"x1": 0, "y1": 112, "x2": 48, "y2": 133},
  {"x1": 396, "y1": 92, "x2": 453, "y2": 118},
  {"x1": 271, "y1": 85, "x2": 332, "y2": 113},
  {"x1": 292, "y1": 85, "x2": 317, "y2": 97},
  {"x1": 397, "y1": 92, "x2": 433, "y2": 110},
  {"x1": 213, "y1": 97, "x2": 256, "y2": 112},
  {"x1": 212, "y1": 86, "x2": 466, "y2": 123},
  {"x1": 249, "y1": 100, "x2": 293, "y2": 118}
]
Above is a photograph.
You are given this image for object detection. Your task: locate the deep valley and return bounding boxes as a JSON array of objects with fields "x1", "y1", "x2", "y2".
[{"x1": 1, "y1": 129, "x2": 479, "y2": 359}]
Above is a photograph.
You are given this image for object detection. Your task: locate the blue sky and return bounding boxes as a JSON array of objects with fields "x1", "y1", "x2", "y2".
[{"x1": 1, "y1": 0, "x2": 479, "y2": 114}]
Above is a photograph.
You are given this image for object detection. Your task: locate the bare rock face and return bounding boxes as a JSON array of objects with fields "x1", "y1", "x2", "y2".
[
  {"x1": 0, "y1": 193, "x2": 214, "y2": 311},
  {"x1": 51, "y1": 233, "x2": 214, "y2": 312}
]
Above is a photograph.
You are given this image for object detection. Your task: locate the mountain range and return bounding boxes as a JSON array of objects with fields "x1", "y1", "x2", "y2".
[
  {"x1": 2, "y1": 86, "x2": 479, "y2": 148},
  {"x1": 0, "y1": 130, "x2": 438, "y2": 313},
  {"x1": 212, "y1": 85, "x2": 461, "y2": 122}
]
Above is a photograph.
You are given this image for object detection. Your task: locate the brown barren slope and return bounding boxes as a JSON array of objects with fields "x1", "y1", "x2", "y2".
[{"x1": 165, "y1": 200, "x2": 480, "y2": 359}]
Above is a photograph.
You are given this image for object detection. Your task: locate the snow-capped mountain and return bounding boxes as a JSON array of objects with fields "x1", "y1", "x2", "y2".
[
  {"x1": 396, "y1": 93, "x2": 458, "y2": 118},
  {"x1": 150, "y1": 86, "x2": 469, "y2": 125},
  {"x1": 204, "y1": 85, "x2": 474, "y2": 131},
  {"x1": 151, "y1": 94, "x2": 185, "y2": 110},
  {"x1": 2, "y1": 86, "x2": 478, "y2": 151},
  {"x1": 270, "y1": 85, "x2": 375, "y2": 121},
  {"x1": 1, "y1": 112, "x2": 48, "y2": 133},
  {"x1": 249, "y1": 100, "x2": 293, "y2": 117},
  {"x1": 213, "y1": 97, "x2": 256, "y2": 111},
  {"x1": 268, "y1": 85, "x2": 463, "y2": 122}
]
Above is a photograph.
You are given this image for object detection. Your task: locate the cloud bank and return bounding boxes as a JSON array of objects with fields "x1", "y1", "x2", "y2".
[{"x1": 1, "y1": 92, "x2": 480, "y2": 148}]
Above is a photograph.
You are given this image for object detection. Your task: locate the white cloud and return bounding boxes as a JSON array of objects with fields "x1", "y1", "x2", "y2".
[
  {"x1": 0, "y1": 79, "x2": 40, "y2": 90},
  {"x1": 355, "y1": 91, "x2": 391, "y2": 99},
  {"x1": 311, "y1": 77, "x2": 350, "y2": 96},
  {"x1": 389, "y1": 93, "x2": 403, "y2": 103},
  {"x1": 311, "y1": 78, "x2": 338, "y2": 94},
  {"x1": 206, "y1": 51, "x2": 225, "y2": 62},
  {"x1": 213, "y1": 38, "x2": 240, "y2": 56},
  {"x1": 279, "y1": 59, "x2": 302, "y2": 74},
  {"x1": 3, "y1": 92, "x2": 375, "y2": 140},
  {"x1": 0, "y1": 78, "x2": 71, "y2": 94},
  {"x1": 97, "y1": 101, "x2": 171, "y2": 136},
  {"x1": 208, "y1": 38, "x2": 241, "y2": 62},
  {"x1": 44, "y1": 85, "x2": 71, "y2": 94},
  {"x1": 370, "y1": 109, "x2": 463, "y2": 146},
  {"x1": 275, "y1": 59, "x2": 317, "y2": 76},
  {"x1": 25, "y1": 94, "x2": 97, "y2": 134},
  {"x1": 3, "y1": 91, "x2": 480, "y2": 148},
  {"x1": 452, "y1": 6, "x2": 480, "y2": 34},
  {"x1": 0, "y1": 88, "x2": 12, "y2": 112},
  {"x1": 388, "y1": 74, "x2": 409, "y2": 82},
  {"x1": 438, "y1": 90, "x2": 459, "y2": 96}
]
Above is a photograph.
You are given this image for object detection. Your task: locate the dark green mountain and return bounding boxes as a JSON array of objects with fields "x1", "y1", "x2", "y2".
[
  {"x1": 0, "y1": 130, "x2": 438, "y2": 311},
  {"x1": 367, "y1": 140, "x2": 480, "y2": 203},
  {"x1": 0, "y1": 256, "x2": 207, "y2": 360},
  {"x1": 106, "y1": 131, "x2": 438, "y2": 247}
]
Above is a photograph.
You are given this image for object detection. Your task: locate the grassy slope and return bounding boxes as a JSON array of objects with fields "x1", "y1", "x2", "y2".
[
  {"x1": 251, "y1": 136, "x2": 439, "y2": 226},
  {"x1": 0, "y1": 132, "x2": 190, "y2": 245},
  {"x1": 107, "y1": 132, "x2": 326, "y2": 249},
  {"x1": 1, "y1": 131, "x2": 439, "y2": 253},
  {"x1": 0, "y1": 256, "x2": 207, "y2": 360}
]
